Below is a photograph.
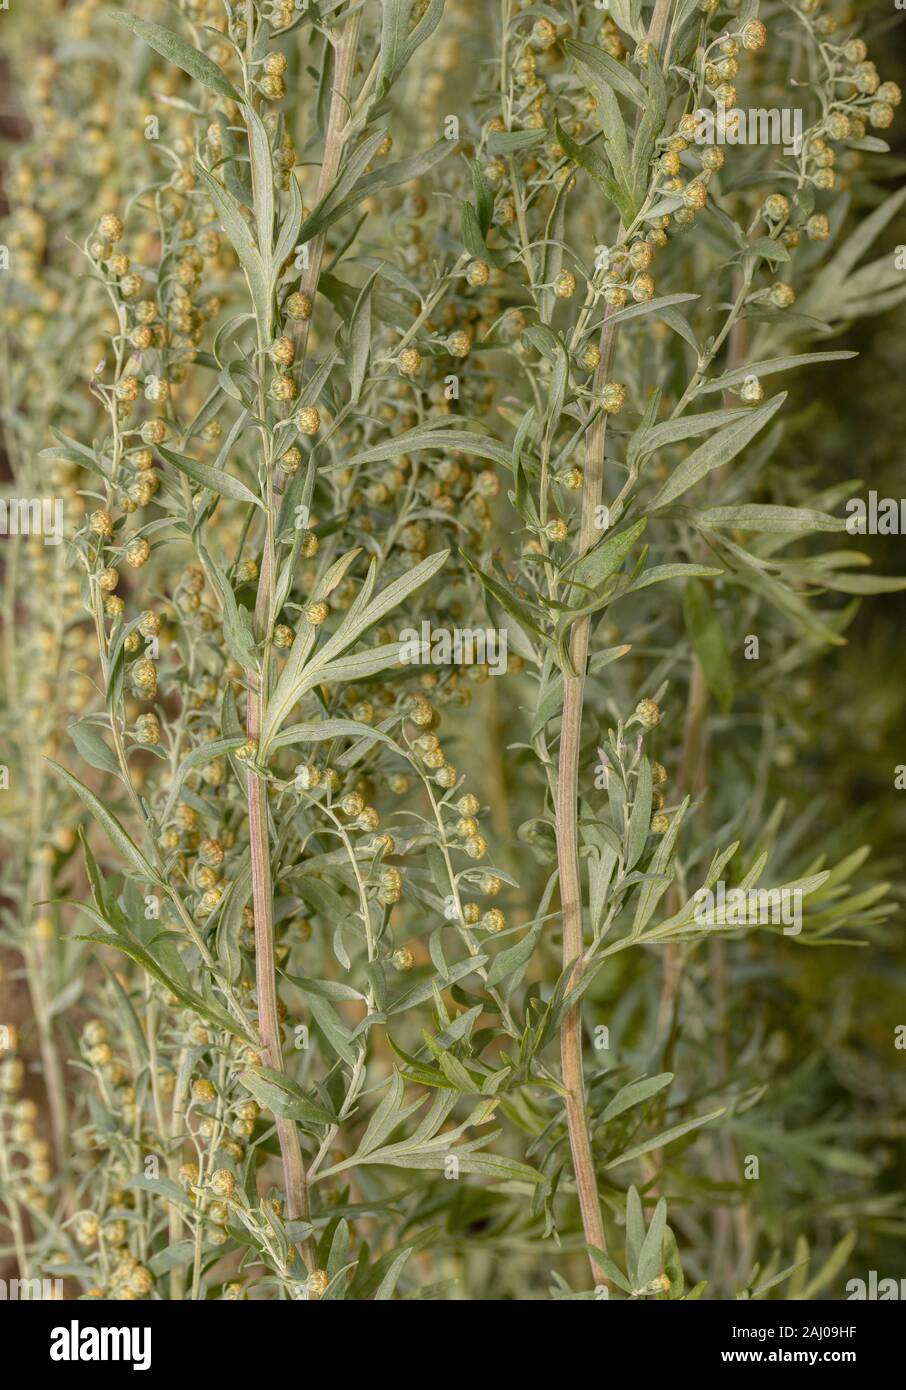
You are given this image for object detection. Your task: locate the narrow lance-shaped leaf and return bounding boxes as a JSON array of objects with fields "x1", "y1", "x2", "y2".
[
  {"x1": 565, "y1": 37, "x2": 648, "y2": 108},
  {"x1": 696, "y1": 504, "x2": 846, "y2": 533},
  {"x1": 109, "y1": 11, "x2": 242, "y2": 103},
  {"x1": 625, "y1": 757, "x2": 653, "y2": 871},
  {"x1": 47, "y1": 761, "x2": 160, "y2": 884},
  {"x1": 347, "y1": 274, "x2": 376, "y2": 405},
  {"x1": 554, "y1": 121, "x2": 635, "y2": 223},
  {"x1": 244, "y1": 102, "x2": 275, "y2": 274},
  {"x1": 159, "y1": 446, "x2": 263, "y2": 509},
  {"x1": 194, "y1": 163, "x2": 271, "y2": 332},
  {"x1": 569, "y1": 518, "x2": 648, "y2": 592},
  {"x1": 698, "y1": 351, "x2": 857, "y2": 395},
  {"x1": 262, "y1": 551, "x2": 449, "y2": 748},
  {"x1": 651, "y1": 394, "x2": 786, "y2": 509}
]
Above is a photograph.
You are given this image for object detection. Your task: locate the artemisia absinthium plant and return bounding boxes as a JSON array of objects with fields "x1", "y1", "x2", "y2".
[{"x1": 0, "y1": 0, "x2": 904, "y2": 1301}]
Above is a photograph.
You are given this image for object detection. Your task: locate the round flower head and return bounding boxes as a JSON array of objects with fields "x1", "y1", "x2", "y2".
[
  {"x1": 741, "y1": 19, "x2": 766, "y2": 51},
  {"x1": 869, "y1": 103, "x2": 894, "y2": 129},
  {"x1": 398, "y1": 347, "x2": 422, "y2": 377},
  {"x1": 636, "y1": 698, "x2": 660, "y2": 727},
  {"x1": 210, "y1": 1169, "x2": 235, "y2": 1198},
  {"x1": 763, "y1": 193, "x2": 789, "y2": 222},
  {"x1": 285, "y1": 291, "x2": 312, "y2": 321},
  {"x1": 98, "y1": 213, "x2": 124, "y2": 242},
  {"x1": 445, "y1": 329, "x2": 471, "y2": 358},
  {"x1": 770, "y1": 282, "x2": 795, "y2": 308}
]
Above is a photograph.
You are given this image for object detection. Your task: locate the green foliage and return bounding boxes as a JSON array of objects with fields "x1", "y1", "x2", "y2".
[{"x1": 0, "y1": 0, "x2": 904, "y2": 1306}]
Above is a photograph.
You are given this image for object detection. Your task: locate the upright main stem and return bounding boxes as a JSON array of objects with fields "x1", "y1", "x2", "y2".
[
  {"x1": 554, "y1": 323, "x2": 618, "y2": 1286},
  {"x1": 244, "y1": 12, "x2": 361, "y2": 1272},
  {"x1": 553, "y1": 0, "x2": 675, "y2": 1293}
]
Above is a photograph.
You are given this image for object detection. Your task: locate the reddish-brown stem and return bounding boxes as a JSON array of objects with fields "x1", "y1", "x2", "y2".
[
  {"x1": 244, "y1": 11, "x2": 361, "y2": 1272},
  {"x1": 553, "y1": 0, "x2": 677, "y2": 1292},
  {"x1": 555, "y1": 320, "x2": 618, "y2": 1286}
]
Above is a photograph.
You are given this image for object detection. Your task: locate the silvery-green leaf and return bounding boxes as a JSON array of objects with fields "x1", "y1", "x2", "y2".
[
  {"x1": 319, "y1": 551, "x2": 450, "y2": 667},
  {"x1": 804, "y1": 571, "x2": 906, "y2": 594},
  {"x1": 651, "y1": 395, "x2": 786, "y2": 509},
  {"x1": 374, "y1": 1248, "x2": 414, "y2": 1300},
  {"x1": 699, "y1": 352, "x2": 856, "y2": 395},
  {"x1": 629, "y1": 406, "x2": 751, "y2": 465},
  {"x1": 624, "y1": 563, "x2": 723, "y2": 592},
  {"x1": 110, "y1": 11, "x2": 241, "y2": 102},
  {"x1": 298, "y1": 128, "x2": 388, "y2": 242},
  {"x1": 347, "y1": 274, "x2": 375, "y2": 405},
  {"x1": 625, "y1": 1186, "x2": 645, "y2": 1274},
  {"x1": 238, "y1": 1066, "x2": 334, "y2": 1126},
  {"x1": 274, "y1": 175, "x2": 303, "y2": 272},
  {"x1": 68, "y1": 719, "x2": 120, "y2": 777},
  {"x1": 798, "y1": 185, "x2": 906, "y2": 315},
  {"x1": 569, "y1": 518, "x2": 647, "y2": 592},
  {"x1": 245, "y1": 102, "x2": 275, "y2": 268},
  {"x1": 486, "y1": 129, "x2": 542, "y2": 154},
  {"x1": 461, "y1": 550, "x2": 547, "y2": 638},
  {"x1": 461, "y1": 200, "x2": 509, "y2": 269},
  {"x1": 271, "y1": 719, "x2": 403, "y2": 755},
  {"x1": 311, "y1": 141, "x2": 452, "y2": 243},
  {"x1": 601, "y1": 1073, "x2": 673, "y2": 1124},
  {"x1": 376, "y1": 0, "x2": 445, "y2": 97},
  {"x1": 554, "y1": 121, "x2": 634, "y2": 222},
  {"x1": 309, "y1": 995, "x2": 359, "y2": 1066},
  {"x1": 625, "y1": 757, "x2": 653, "y2": 870},
  {"x1": 660, "y1": 305, "x2": 700, "y2": 353},
  {"x1": 198, "y1": 544, "x2": 258, "y2": 670},
  {"x1": 598, "y1": 292, "x2": 699, "y2": 330},
  {"x1": 75, "y1": 931, "x2": 249, "y2": 1039},
  {"x1": 316, "y1": 642, "x2": 405, "y2": 686},
  {"x1": 194, "y1": 163, "x2": 271, "y2": 332},
  {"x1": 215, "y1": 855, "x2": 250, "y2": 984},
  {"x1": 48, "y1": 762, "x2": 158, "y2": 883},
  {"x1": 586, "y1": 1247, "x2": 633, "y2": 1293},
  {"x1": 605, "y1": 1107, "x2": 725, "y2": 1169},
  {"x1": 159, "y1": 446, "x2": 262, "y2": 509},
  {"x1": 696, "y1": 504, "x2": 845, "y2": 533},
  {"x1": 565, "y1": 38, "x2": 648, "y2": 107},
  {"x1": 485, "y1": 922, "x2": 541, "y2": 989},
  {"x1": 631, "y1": 796, "x2": 690, "y2": 935},
  {"x1": 637, "y1": 1198, "x2": 668, "y2": 1287},
  {"x1": 260, "y1": 550, "x2": 363, "y2": 745},
  {"x1": 348, "y1": 424, "x2": 509, "y2": 469}
]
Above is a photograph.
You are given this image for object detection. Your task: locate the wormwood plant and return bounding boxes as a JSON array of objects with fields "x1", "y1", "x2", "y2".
[{"x1": 1, "y1": 0, "x2": 905, "y2": 1301}]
